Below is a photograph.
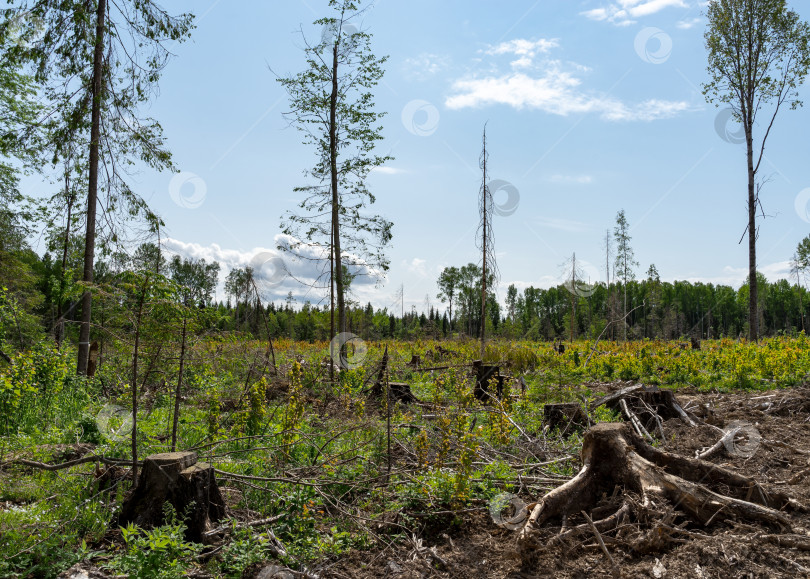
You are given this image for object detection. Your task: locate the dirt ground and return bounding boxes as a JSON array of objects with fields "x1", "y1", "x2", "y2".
[{"x1": 324, "y1": 385, "x2": 810, "y2": 579}]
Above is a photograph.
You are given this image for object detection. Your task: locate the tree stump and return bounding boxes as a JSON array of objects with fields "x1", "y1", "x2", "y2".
[
  {"x1": 116, "y1": 451, "x2": 226, "y2": 543},
  {"x1": 407, "y1": 354, "x2": 421, "y2": 368},
  {"x1": 543, "y1": 403, "x2": 590, "y2": 436},
  {"x1": 473, "y1": 360, "x2": 504, "y2": 401},
  {"x1": 518, "y1": 422, "x2": 801, "y2": 558}
]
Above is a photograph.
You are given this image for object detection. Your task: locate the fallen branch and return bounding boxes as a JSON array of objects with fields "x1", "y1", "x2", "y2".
[
  {"x1": 619, "y1": 398, "x2": 653, "y2": 443},
  {"x1": 550, "y1": 502, "x2": 631, "y2": 546},
  {"x1": 759, "y1": 534, "x2": 810, "y2": 551},
  {"x1": 203, "y1": 514, "x2": 285, "y2": 539},
  {"x1": 582, "y1": 510, "x2": 620, "y2": 579},
  {"x1": 3, "y1": 455, "x2": 135, "y2": 472},
  {"x1": 696, "y1": 427, "x2": 741, "y2": 460}
]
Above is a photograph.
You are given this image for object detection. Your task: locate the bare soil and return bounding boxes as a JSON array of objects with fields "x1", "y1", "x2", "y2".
[{"x1": 325, "y1": 385, "x2": 810, "y2": 579}]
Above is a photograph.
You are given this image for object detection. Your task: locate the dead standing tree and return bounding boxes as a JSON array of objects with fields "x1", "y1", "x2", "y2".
[{"x1": 477, "y1": 125, "x2": 497, "y2": 360}]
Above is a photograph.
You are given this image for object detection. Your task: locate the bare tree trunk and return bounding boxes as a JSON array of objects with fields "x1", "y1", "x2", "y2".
[
  {"x1": 171, "y1": 315, "x2": 187, "y2": 452},
  {"x1": 623, "y1": 255, "x2": 628, "y2": 342},
  {"x1": 131, "y1": 286, "x2": 145, "y2": 485},
  {"x1": 570, "y1": 253, "x2": 576, "y2": 342},
  {"x1": 746, "y1": 128, "x2": 758, "y2": 341},
  {"x1": 480, "y1": 189, "x2": 487, "y2": 360},
  {"x1": 77, "y1": 0, "x2": 107, "y2": 375},
  {"x1": 56, "y1": 167, "x2": 75, "y2": 348},
  {"x1": 330, "y1": 228, "x2": 335, "y2": 382},
  {"x1": 330, "y1": 34, "x2": 346, "y2": 350}
]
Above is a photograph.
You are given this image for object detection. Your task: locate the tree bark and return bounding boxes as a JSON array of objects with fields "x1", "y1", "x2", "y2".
[
  {"x1": 330, "y1": 30, "x2": 346, "y2": 354},
  {"x1": 131, "y1": 287, "x2": 145, "y2": 485},
  {"x1": 171, "y1": 316, "x2": 187, "y2": 451},
  {"x1": 77, "y1": 0, "x2": 107, "y2": 375},
  {"x1": 746, "y1": 122, "x2": 758, "y2": 341},
  {"x1": 56, "y1": 166, "x2": 75, "y2": 348},
  {"x1": 518, "y1": 422, "x2": 797, "y2": 553},
  {"x1": 116, "y1": 451, "x2": 226, "y2": 543}
]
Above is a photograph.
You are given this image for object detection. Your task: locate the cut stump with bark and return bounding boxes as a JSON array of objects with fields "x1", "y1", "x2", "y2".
[
  {"x1": 543, "y1": 403, "x2": 590, "y2": 436},
  {"x1": 591, "y1": 384, "x2": 701, "y2": 431},
  {"x1": 473, "y1": 360, "x2": 504, "y2": 401},
  {"x1": 518, "y1": 423, "x2": 801, "y2": 558},
  {"x1": 116, "y1": 451, "x2": 226, "y2": 543},
  {"x1": 369, "y1": 345, "x2": 420, "y2": 404}
]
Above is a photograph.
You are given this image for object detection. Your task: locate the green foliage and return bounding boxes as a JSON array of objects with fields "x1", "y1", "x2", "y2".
[
  {"x1": 107, "y1": 504, "x2": 201, "y2": 579},
  {"x1": 76, "y1": 414, "x2": 103, "y2": 444},
  {"x1": 219, "y1": 525, "x2": 281, "y2": 577},
  {"x1": 280, "y1": 361, "x2": 306, "y2": 453},
  {"x1": 277, "y1": 0, "x2": 393, "y2": 305},
  {"x1": 0, "y1": 285, "x2": 42, "y2": 351},
  {"x1": 0, "y1": 341, "x2": 81, "y2": 435}
]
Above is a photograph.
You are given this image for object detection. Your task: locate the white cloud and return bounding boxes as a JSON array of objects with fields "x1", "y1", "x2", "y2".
[
  {"x1": 370, "y1": 166, "x2": 405, "y2": 175},
  {"x1": 404, "y1": 53, "x2": 451, "y2": 81},
  {"x1": 505, "y1": 276, "x2": 562, "y2": 292},
  {"x1": 484, "y1": 38, "x2": 561, "y2": 70},
  {"x1": 445, "y1": 64, "x2": 692, "y2": 121},
  {"x1": 581, "y1": 0, "x2": 688, "y2": 25},
  {"x1": 581, "y1": 8, "x2": 609, "y2": 21},
  {"x1": 163, "y1": 234, "x2": 385, "y2": 305},
  {"x1": 446, "y1": 38, "x2": 692, "y2": 120},
  {"x1": 680, "y1": 262, "x2": 793, "y2": 287},
  {"x1": 404, "y1": 257, "x2": 428, "y2": 278},
  {"x1": 548, "y1": 174, "x2": 594, "y2": 184},
  {"x1": 487, "y1": 39, "x2": 559, "y2": 60},
  {"x1": 676, "y1": 17, "x2": 703, "y2": 29}
]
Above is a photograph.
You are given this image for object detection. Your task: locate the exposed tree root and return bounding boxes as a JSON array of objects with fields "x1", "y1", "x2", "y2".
[{"x1": 518, "y1": 423, "x2": 802, "y2": 559}]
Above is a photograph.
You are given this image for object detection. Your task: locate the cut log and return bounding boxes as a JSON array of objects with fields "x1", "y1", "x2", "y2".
[
  {"x1": 518, "y1": 423, "x2": 799, "y2": 555},
  {"x1": 116, "y1": 451, "x2": 226, "y2": 543}
]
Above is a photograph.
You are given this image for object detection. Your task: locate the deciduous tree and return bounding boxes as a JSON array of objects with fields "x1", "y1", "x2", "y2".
[{"x1": 704, "y1": 0, "x2": 810, "y2": 340}]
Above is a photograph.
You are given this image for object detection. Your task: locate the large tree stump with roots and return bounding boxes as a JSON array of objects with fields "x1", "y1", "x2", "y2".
[
  {"x1": 518, "y1": 423, "x2": 803, "y2": 559},
  {"x1": 116, "y1": 451, "x2": 226, "y2": 543}
]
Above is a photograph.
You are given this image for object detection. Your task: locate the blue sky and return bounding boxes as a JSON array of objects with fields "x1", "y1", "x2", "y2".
[{"x1": 28, "y1": 0, "x2": 810, "y2": 313}]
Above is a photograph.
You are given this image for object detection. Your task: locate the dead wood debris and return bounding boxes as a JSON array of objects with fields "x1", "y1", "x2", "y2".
[{"x1": 516, "y1": 422, "x2": 805, "y2": 565}]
